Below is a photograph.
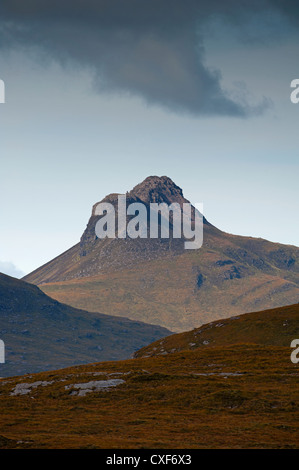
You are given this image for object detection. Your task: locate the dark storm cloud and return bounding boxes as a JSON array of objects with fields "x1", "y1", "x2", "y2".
[{"x1": 0, "y1": 0, "x2": 295, "y2": 116}]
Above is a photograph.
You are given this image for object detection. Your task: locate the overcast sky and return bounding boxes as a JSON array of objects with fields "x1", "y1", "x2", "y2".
[{"x1": 0, "y1": 0, "x2": 298, "y2": 277}]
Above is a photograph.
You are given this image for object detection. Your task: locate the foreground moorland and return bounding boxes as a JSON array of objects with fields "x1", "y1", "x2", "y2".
[{"x1": 0, "y1": 304, "x2": 299, "y2": 449}]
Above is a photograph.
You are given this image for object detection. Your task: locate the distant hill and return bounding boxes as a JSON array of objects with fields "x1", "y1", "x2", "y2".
[
  {"x1": 135, "y1": 303, "x2": 299, "y2": 358},
  {"x1": 0, "y1": 273, "x2": 171, "y2": 377},
  {"x1": 23, "y1": 176, "x2": 299, "y2": 332}
]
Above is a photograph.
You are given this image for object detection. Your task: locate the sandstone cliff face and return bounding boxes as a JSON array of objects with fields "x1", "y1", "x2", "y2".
[{"x1": 79, "y1": 175, "x2": 209, "y2": 265}]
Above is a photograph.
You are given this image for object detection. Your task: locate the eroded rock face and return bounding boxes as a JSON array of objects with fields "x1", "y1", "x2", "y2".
[
  {"x1": 79, "y1": 176, "x2": 192, "y2": 266},
  {"x1": 11, "y1": 381, "x2": 53, "y2": 396},
  {"x1": 79, "y1": 175, "x2": 209, "y2": 264},
  {"x1": 22, "y1": 175, "x2": 216, "y2": 283},
  {"x1": 65, "y1": 379, "x2": 125, "y2": 396},
  {"x1": 7, "y1": 374, "x2": 126, "y2": 398},
  {"x1": 128, "y1": 175, "x2": 187, "y2": 206}
]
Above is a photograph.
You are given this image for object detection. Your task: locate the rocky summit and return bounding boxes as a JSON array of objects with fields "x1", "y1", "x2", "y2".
[{"x1": 23, "y1": 175, "x2": 218, "y2": 283}]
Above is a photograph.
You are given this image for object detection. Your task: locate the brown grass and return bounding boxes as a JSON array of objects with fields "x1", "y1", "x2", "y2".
[{"x1": 0, "y1": 344, "x2": 298, "y2": 449}]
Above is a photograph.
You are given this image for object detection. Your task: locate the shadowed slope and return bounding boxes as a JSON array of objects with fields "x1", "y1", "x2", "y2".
[{"x1": 0, "y1": 273, "x2": 171, "y2": 377}]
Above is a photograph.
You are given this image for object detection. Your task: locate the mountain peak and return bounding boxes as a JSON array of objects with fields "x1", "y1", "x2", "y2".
[
  {"x1": 22, "y1": 174, "x2": 299, "y2": 329},
  {"x1": 128, "y1": 175, "x2": 187, "y2": 206},
  {"x1": 91, "y1": 175, "x2": 189, "y2": 216}
]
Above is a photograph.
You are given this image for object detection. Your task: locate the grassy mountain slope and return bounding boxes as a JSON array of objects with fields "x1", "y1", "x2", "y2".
[
  {"x1": 135, "y1": 303, "x2": 299, "y2": 358},
  {"x1": 0, "y1": 303, "x2": 298, "y2": 448},
  {"x1": 39, "y1": 233, "x2": 299, "y2": 332},
  {"x1": 0, "y1": 273, "x2": 171, "y2": 377}
]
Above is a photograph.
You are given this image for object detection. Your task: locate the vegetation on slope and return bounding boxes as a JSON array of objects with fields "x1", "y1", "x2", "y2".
[
  {"x1": 40, "y1": 248, "x2": 299, "y2": 332},
  {"x1": 0, "y1": 344, "x2": 298, "y2": 449},
  {"x1": 135, "y1": 303, "x2": 299, "y2": 358},
  {"x1": 0, "y1": 273, "x2": 171, "y2": 377},
  {"x1": 0, "y1": 302, "x2": 298, "y2": 449}
]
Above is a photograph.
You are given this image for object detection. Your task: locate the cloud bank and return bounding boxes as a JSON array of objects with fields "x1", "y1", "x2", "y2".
[
  {"x1": 0, "y1": 0, "x2": 296, "y2": 117},
  {"x1": 0, "y1": 261, "x2": 25, "y2": 279}
]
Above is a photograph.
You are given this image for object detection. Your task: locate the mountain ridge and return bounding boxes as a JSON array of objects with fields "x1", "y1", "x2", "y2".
[{"x1": 22, "y1": 176, "x2": 299, "y2": 332}]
